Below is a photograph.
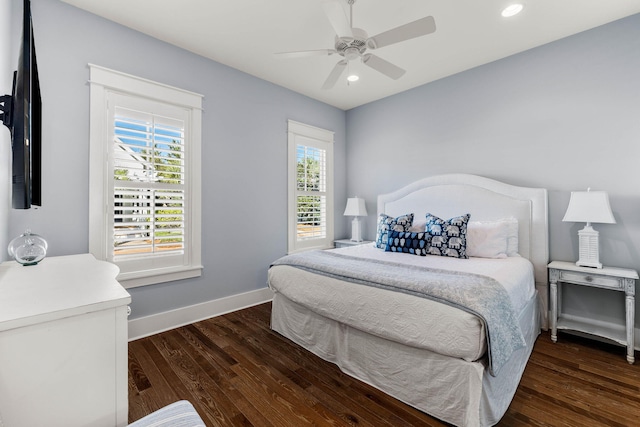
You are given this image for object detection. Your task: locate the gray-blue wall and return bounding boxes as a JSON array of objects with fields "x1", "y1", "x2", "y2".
[
  {"x1": 346, "y1": 14, "x2": 640, "y2": 328},
  {"x1": 5, "y1": 0, "x2": 347, "y2": 319},
  {"x1": 0, "y1": 0, "x2": 12, "y2": 252}
]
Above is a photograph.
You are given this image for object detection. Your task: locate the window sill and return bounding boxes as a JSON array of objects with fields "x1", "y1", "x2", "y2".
[{"x1": 117, "y1": 265, "x2": 203, "y2": 289}]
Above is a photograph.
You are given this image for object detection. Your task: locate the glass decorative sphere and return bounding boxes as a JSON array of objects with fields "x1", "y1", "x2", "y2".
[{"x1": 8, "y1": 230, "x2": 48, "y2": 266}]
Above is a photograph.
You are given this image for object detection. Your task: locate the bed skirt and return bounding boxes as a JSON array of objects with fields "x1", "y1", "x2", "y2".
[{"x1": 270, "y1": 290, "x2": 540, "y2": 427}]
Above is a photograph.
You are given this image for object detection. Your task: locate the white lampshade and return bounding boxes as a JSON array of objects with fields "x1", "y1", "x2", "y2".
[
  {"x1": 343, "y1": 197, "x2": 368, "y2": 217},
  {"x1": 562, "y1": 190, "x2": 615, "y2": 225},
  {"x1": 562, "y1": 189, "x2": 615, "y2": 269}
]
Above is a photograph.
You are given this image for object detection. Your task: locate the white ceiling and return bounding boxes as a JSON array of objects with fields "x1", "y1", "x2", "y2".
[{"x1": 60, "y1": 0, "x2": 640, "y2": 110}]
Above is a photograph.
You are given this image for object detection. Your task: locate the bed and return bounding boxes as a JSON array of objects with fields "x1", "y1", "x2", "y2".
[{"x1": 268, "y1": 174, "x2": 548, "y2": 427}]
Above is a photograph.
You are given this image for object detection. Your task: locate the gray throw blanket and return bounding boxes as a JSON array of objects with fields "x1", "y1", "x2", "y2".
[{"x1": 271, "y1": 250, "x2": 526, "y2": 376}]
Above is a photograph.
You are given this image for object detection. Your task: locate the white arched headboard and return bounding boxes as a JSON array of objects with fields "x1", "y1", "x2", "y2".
[{"x1": 378, "y1": 174, "x2": 549, "y2": 327}]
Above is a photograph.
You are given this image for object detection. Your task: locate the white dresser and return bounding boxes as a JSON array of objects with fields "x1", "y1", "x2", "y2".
[{"x1": 0, "y1": 254, "x2": 131, "y2": 427}]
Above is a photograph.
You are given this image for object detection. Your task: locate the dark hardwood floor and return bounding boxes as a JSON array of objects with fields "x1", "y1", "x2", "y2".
[{"x1": 128, "y1": 302, "x2": 640, "y2": 426}]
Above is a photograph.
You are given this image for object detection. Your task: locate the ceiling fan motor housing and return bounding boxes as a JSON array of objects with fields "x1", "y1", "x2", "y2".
[{"x1": 335, "y1": 27, "x2": 368, "y2": 60}]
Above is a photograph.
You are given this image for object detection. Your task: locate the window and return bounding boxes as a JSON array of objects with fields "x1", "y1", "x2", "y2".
[
  {"x1": 89, "y1": 65, "x2": 202, "y2": 288},
  {"x1": 287, "y1": 120, "x2": 334, "y2": 253}
]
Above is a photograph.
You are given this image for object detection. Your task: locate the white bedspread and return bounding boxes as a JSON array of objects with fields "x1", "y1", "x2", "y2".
[{"x1": 268, "y1": 245, "x2": 535, "y2": 362}]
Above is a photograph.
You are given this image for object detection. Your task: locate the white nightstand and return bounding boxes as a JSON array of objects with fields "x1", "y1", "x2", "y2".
[
  {"x1": 548, "y1": 260, "x2": 638, "y2": 364},
  {"x1": 334, "y1": 239, "x2": 373, "y2": 248}
]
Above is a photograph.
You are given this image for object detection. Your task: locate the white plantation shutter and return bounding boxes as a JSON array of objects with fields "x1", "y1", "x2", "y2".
[
  {"x1": 295, "y1": 144, "x2": 327, "y2": 240},
  {"x1": 288, "y1": 120, "x2": 334, "y2": 253},
  {"x1": 112, "y1": 108, "x2": 186, "y2": 260},
  {"x1": 89, "y1": 65, "x2": 202, "y2": 288}
]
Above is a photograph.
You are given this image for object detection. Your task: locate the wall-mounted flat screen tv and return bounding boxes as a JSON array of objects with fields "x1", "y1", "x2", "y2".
[{"x1": 0, "y1": 0, "x2": 41, "y2": 209}]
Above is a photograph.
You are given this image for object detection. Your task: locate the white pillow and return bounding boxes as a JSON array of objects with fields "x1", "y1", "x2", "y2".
[
  {"x1": 467, "y1": 218, "x2": 519, "y2": 259},
  {"x1": 505, "y1": 218, "x2": 519, "y2": 257},
  {"x1": 408, "y1": 220, "x2": 426, "y2": 232}
]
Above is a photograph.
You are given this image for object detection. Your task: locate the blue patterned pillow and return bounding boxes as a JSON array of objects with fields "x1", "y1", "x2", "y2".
[
  {"x1": 385, "y1": 230, "x2": 432, "y2": 256},
  {"x1": 374, "y1": 213, "x2": 414, "y2": 249},
  {"x1": 424, "y1": 213, "x2": 470, "y2": 258}
]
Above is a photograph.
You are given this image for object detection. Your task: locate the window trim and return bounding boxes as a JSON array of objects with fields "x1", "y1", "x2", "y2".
[
  {"x1": 287, "y1": 120, "x2": 334, "y2": 254},
  {"x1": 88, "y1": 64, "x2": 203, "y2": 288}
]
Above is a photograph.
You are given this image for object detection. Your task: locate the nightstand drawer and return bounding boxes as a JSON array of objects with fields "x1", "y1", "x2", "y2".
[{"x1": 559, "y1": 270, "x2": 622, "y2": 290}]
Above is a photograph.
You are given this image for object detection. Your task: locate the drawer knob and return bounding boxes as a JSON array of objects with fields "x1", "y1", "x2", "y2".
[{"x1": 585, "y1": 276, "x2": 593, "y2": 282}]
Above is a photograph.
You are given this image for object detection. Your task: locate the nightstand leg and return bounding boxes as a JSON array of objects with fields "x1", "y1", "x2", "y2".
[
  {"x1": 626, "y1": 293, "x2": 635, "y2": 364},
  {"x1": 550, "y1": 280, "x2": 558, "y2": 343}
]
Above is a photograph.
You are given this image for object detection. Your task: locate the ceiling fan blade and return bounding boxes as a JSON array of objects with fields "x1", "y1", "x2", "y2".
[
  {"x1": 321, "y1": 0, "x2": 353, "y2": 38},
  {"x1": 362, "y1": 54, "x2": 406, "y2": 80},
  {"x1": 367, "y1": 16, "x2": 436, "y2": 49},
  {"x1": 322, "y1": 60, "x2": 348, "y2": 90},
  {"x1": 275, "y1": 49, "x2": 336, "y2": 59}
]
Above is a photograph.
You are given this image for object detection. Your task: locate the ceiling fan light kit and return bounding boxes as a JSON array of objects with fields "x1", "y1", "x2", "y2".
[{"x1": 276, "y1": 0, "x2": 436, "y2": 89}]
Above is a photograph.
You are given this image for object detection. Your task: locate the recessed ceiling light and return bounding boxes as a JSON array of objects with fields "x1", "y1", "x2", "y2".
[
  {"x1": 502, "y1": 4, "x2": 524, "y2": 17},
  {"x1": 347, "y1": 74, "x2": 359, "y2": 82}
]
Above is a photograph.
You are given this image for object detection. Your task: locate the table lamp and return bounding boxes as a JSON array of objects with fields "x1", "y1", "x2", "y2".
[
  {"x1": 562, "y1": 188, "x2": 615, "y2": 268},
  {"x1": 343, "y1": 197, "x2": 368, "y2": 242}
]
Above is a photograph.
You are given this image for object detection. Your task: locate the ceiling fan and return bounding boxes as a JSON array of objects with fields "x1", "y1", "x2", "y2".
[{"x1": 276, "y1": 0, "x2": 436, "y2": 89}]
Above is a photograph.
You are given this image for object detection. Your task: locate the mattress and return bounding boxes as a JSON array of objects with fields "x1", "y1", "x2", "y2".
[{"x1": 268, "y1": 244, "x2": 535, "y2": 362}]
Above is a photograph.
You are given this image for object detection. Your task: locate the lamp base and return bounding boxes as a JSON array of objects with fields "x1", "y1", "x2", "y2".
[
  {"x1": 576, "y1": 225, "x2": 603, "y2": 269},
  {"x1": 576, "y1": 260, "x2": 602, "y2": 269},
  {"x1": 350, "y1": 217, "x2": 363, "y2": 242}
]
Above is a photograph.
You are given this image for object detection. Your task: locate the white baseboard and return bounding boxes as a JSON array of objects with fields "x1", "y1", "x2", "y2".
[{"x1": 128, "y1": 287, "x2": 274, "y2": 341}]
